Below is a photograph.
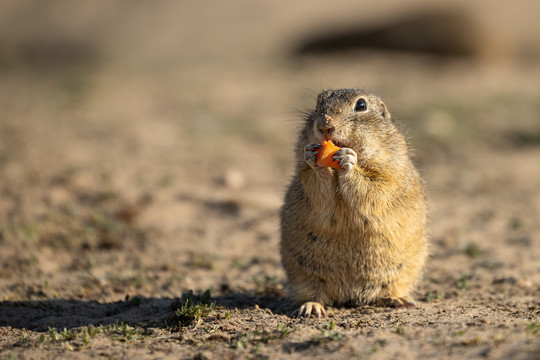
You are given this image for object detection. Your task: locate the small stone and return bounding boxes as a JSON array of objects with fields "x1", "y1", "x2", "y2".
[
  {"x1": 222, "y1": 169, "x2": 246, "y2": 190},
  {"x1": 516, "y1": 278, "x2": 532, "y2": 288}
]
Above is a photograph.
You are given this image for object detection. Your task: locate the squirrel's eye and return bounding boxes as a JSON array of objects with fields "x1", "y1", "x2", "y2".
[{"x1": 354, "y1": 98, "x2": 367, "y2": 112}]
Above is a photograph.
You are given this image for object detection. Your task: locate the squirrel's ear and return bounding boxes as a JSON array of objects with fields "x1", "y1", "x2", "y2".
[{"x1": 380, "y1": 102, "x2": 390, "y2": 120}]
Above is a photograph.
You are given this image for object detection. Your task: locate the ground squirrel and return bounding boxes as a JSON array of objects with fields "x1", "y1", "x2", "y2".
[{"x1": 280, "y1": 89, "x2": 428, "y2": 318}]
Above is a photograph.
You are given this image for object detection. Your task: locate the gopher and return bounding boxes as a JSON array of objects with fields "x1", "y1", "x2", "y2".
[{"x1": 280, "y1": 89, "x2": 428, "y2": 318}]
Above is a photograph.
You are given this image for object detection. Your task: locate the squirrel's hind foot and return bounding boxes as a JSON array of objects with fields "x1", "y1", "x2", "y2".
[
  {"x1": 377, "y1": 296, "x2": 417, "y2": 308},
  {"x1": 292, "y1": 301, "x2": 326, "y2": 318}
]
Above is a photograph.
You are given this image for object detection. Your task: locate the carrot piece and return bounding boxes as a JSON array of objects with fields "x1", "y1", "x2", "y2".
[{"x1": 316, "y1": 140, "x2": 341, "y2": 169}]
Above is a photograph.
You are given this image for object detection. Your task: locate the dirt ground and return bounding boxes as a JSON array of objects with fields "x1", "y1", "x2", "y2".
[{"x1": 1, "y1": 1, "x2": 539, "y2": 359}]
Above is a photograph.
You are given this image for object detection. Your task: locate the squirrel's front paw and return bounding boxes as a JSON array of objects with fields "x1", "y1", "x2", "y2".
[
  {"x1": 304, "y1": 143, "x2": 322, "y2": 168},
  {"x1": 333, "y1": 148, "x2": 357, "y2": 172}
]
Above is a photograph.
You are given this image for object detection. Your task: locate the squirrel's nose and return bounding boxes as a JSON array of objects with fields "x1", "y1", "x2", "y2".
[{"x1": 318, "y1": 114, "x2": 335, "y2": 135}]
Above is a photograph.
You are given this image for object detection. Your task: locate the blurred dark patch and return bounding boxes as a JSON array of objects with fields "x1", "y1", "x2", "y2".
[
  {"x1": 509, "y1": 130, "x2": 540, "y2": 147},
  {"x1": 0, "y1": 39, "x2": 100, "y2": 72},
  {"x1": 506, "y1": 235, "x2": 532, "y2": 247},
  {"x1": 294, "y1": 10, "x2": 483, "y2": 58},
  {"x1": 204, "y1": 199, "x2": 241, "y2": 217}
]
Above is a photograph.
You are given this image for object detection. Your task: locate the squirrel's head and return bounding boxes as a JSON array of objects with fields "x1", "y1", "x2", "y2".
[{"x1": 308, "y1": 89, "x2": 402, "y2": 160}]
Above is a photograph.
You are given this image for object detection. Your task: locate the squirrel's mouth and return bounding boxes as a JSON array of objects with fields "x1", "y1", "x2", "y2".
[{"x1": 323, "y1": 136, "x2": 347, "y2": 148}]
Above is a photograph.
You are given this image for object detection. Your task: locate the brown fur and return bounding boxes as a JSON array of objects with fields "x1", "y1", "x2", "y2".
[{"x1": 280, "y1": 89, "x2": 428, "y2": 318}]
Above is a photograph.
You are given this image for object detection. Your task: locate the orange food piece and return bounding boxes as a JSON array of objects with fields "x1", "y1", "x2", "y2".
[{"x1": 316, "y1": 140, "x2": 341, "y2": 169}]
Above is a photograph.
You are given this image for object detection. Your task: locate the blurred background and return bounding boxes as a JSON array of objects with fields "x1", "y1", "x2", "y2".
[{"x1": 1, "y1": 0, "x2": 539, "y2": 305}]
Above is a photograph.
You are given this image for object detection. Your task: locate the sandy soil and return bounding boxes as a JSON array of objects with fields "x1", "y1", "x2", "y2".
[{"x1": 1, "y1": 1, "x2": 539, "y2": 359}]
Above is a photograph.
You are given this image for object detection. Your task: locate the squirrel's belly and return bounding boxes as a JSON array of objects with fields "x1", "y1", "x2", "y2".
[{"x1": 300, "y1": 230, "x2": 408, "y2": 305}]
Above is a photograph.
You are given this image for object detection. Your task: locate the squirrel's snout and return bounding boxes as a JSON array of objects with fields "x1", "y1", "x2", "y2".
[{"x1": 317, "y1": 114, "x2": 335, "y2": 137}]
